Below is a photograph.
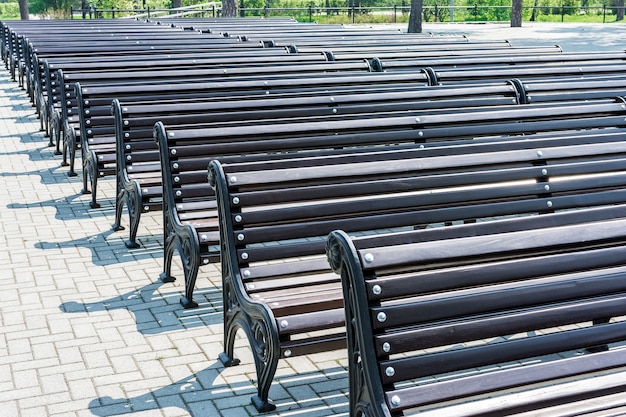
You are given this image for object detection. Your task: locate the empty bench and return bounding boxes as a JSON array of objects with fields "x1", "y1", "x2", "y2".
[
  {"x1": 206, "y1": 102, "x2": 624, "y2": 411},
  {"x1": 326, "y1": 145, "x2": 626, "y2": 416},
  {"x1": 195, "y1": 99, "x2": 626, "y2": 412},
  {"x1": 113, "y1": 79, "x2": 522, "y2": 247}
]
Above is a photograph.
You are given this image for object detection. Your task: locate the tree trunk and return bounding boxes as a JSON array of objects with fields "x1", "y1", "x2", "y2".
[
  {"x1": 222, "y1": 0, "x2": 239, "y2": 17},
  {"x1": 511, "y1": 0, "x2": 523, "y2": 27},
  {"x1": 617, "y1": 0, "x2": 625, "y2": 21},
  {"x1": 407, "y1": 0, "x2": 423, "y2": 33},
  {"x1": 19, "y1": 0, "x2": 29, "y2": 20}
]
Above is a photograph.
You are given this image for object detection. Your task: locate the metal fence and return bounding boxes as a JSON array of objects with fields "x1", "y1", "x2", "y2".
[{"x1": 71, "y1": 3, "x2": 626, "y2": 24}]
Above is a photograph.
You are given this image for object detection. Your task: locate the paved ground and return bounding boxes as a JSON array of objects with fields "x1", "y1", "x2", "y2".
[
  {"x1": 1, "y1": 21, "x2": 626, "y2": 417},
  {"x1": 366, "y1": 21, "x2": 626, "y2": 52}
]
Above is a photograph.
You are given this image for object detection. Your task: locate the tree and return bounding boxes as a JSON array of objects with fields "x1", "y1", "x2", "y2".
[
  {"x1": 19, "y1": 0, "x2": 29, "y2": 19},
  {"x1": 511, "y1": 0, "x2": 522, "y2": 26},
  {"x1": 407, "y1": 0, "x2": 423, "y2": 33},
  {"x1": 171, "y1": 0, "x2": 182, "y2": 9},
  {"x1": 222, "y1": 0, "x2": 238, "y2": 16},
  {"x1": 616, "y1": 0, "x2": 625, "y2": 21}
]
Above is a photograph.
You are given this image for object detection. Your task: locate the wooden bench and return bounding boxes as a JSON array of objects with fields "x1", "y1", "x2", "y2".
[
  {"x1": 205, "y1": 99, "x2": 626, "y2": 411},
  {"x1": 113, "y1": 73, "x2": 626, "y2": 253},
  {"x1": 112, "y1": 78, "x2": 524, "y2": 246},
  {"x1": 33, "y1": 38, "x2": 274, "y2": 150},
  {"x1": 325, "y1": 139, "x2": 626, "y2": 417},
  {"x1": 159, "y1": 97, "x2": 626, "y2": 306},
  {"x1": 159, "y1": 88, "x2": 595, "y2": 303},
  {"x1": 64, "y1": 59, "x2": 382, "y2": 206}
]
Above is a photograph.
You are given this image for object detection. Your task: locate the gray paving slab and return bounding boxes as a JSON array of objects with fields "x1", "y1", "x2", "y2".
[
  {"x1": 0, "y1": 21, "x2": 625, "y2": 417},
  {"x1": 365, "y1": 21, "x2": 626, "y2": 52}
]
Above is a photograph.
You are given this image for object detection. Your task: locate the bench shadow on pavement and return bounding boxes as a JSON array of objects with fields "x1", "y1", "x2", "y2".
[
  {"x1": 87, "y1": 361, "x2": 348, "y2": 416},
  {"x1": 59, "y1": 281, "x2": 223, "y2": 335}
]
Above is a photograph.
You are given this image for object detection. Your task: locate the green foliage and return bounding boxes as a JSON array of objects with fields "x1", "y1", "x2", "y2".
[
  {"x1": 18, "y1": 0, "x2": 623, "y2": 24},
  {"x1": 0, "y1": 1, "x2": 19, "y2": 17}
]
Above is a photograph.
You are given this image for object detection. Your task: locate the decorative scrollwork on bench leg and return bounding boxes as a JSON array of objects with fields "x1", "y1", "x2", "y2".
[
  {"x1": 178, "y1": 227, "x2": 200, "y2": 309},
  {"x1": 160, "y1": 209, "x2": 177, "y2": 284},
  {"x1": 219, "y1": 277, "x2": 279, "y2": 412},
  {"x1": 220, "y1": 279, "x2": 242, "y2": 367},
  {"x1": 124, "y1": 182, "x2": 143, "y2": 249},
  {"x1": 88, "y1": 155, "x2": 100, "y2": 209},
  {"x1": 112, "y1": 186, "x2": 127, "y2": 232},
  {"x1": 249, "y1": 316, "x2": 279, "y2": 413}
]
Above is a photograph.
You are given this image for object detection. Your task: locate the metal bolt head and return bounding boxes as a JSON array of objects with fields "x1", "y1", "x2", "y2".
[
  {"x1": 234, "y1": 215, "x2": 242, "y2": 222},
  {"x1": 170, "y1": 149, "x2": 177, "y2": 155},
  {"x1": 547, "y1": 201, "x2": 553, "y2": 208},
  {"x1": 241, "y1": 252, "x2": 248, "y2": 260},
  {"x1": 364, "y1": 253, "x2": 374, "y2": 263},
  {"x1": 284, "y1": 349, "x2": 292, "y2": 357},
  {"x1": 537, "y1": 150, "x2": 543, "y2": 158},
  {"x1": 175, "y1": 191, "x2": 182, "y2": 197},
  {"x1": 237, "y1": 234, "x2": 244, "y2": 241},
  {"x1": 280, "y1": 320, "x2": 288, "y2": 329},
  {"x1": 544, "y1": 185, "x2": 550, "y2": 191},
  {"x1": 173, "y1": 163, "x2": 179, "y2": 169},
  {"x1": 372, "y1": 285, "x2": 382, "y2": 295},
  {"x1": 243, "y1": 270, "x2": 251, "y2": 277},
  {"x1": 385, "y1": 367, "x2": 395, "y2": 377},
  {"x1": 229, "y1": 176, "x2": 237, "y2": 184},
  {"x1": 382, "y1": 342, "x2": 391, "y2": 353},
  {"x1": 377, "y1": 312, "x2": 387, "y2": 322},
  {"x1": 541, "y1": 169, "x2": 548, "y2": 176},
  {"x1": 232, "y1": 197, "x2": 240, "y2": 205},
  {"x1": 391, "y1": 395, "x2": 401, "y2": 406}
]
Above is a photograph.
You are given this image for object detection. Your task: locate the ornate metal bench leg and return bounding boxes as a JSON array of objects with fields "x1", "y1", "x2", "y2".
[
  {"x1": 69, "y1": 131, "x2": 80, "y2": 177},
  {"x1": 250, "y1": 317, "x2": 279, "y2": 412},
  {"x1": 219, "y1": 310, "x2": 241, "y2": 368},
  {"x1": 81, "y1": 155, "x2": 91, "y2": 194},
  {"x1": 125, "y1": 184, "x2": 142, "y2": 249},
  {"x1": 54, "y1": 115, "x2": 64, "y2": 155},
  {"x1": 90, "y1": 169, "x2": 100, "y2": 209},
  {"x1": 112, "y1": 189, "x2": 126, "y2": 232},
  {"x1": 180, "y1": 254, "x2": 200, "y2": 309},
  {"x1": 160, "y1": 233, "x2": 177, "y2": 284}
]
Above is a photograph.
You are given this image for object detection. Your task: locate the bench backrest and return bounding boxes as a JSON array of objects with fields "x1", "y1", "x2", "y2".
[
  {"x1": 325, "y1": 140, "x2": 626, "y2": 415},
  {"x1": 205, "y1": 99, "x2": 626, "y2": 360},
  {"x1": 153, "y1": 98, "x2": 626, "y2": 266}
]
